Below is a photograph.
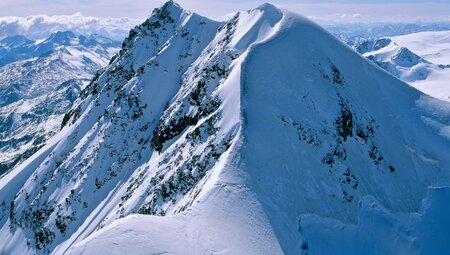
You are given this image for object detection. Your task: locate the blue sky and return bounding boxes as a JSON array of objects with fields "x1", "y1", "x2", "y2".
[{"x1": 0, "y1": 0, "x2": 449, "y2": 22}]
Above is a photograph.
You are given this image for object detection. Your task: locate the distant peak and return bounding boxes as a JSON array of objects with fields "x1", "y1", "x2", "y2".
[
  {"x1": 0, "y1": 34, "x2": 34, "y2": 48},
  {"x1": 396, "y1": 46, "x2": 415, "y2": 56},
  {"x1": 37, "y1": 31, "x2": 79, "y2": 48},
  {"x1": 1, "y1": 34, "x2": 28, "y2": 41},
  {"x1": 391, "y1": 46, "x2": 425, "y2": 66},
  {"x1": 49, "y1": 31, "x2": 77, "y2": 40},
  {"x1": 0, "y1": 34, "x2": 31, "y2": 44},
  {"x1": 55, "y1": 31, "x2": 75, "y2": 36}
]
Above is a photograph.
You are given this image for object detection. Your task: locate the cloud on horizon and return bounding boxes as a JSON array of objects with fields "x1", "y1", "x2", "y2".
[{"x1": 0, "y1": 0, "x2": 449, "y2": 23}]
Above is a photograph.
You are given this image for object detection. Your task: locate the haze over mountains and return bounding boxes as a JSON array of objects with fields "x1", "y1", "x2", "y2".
[
  {"x1": 0, "y1": 14, "x2": 139, "y2": 41},
  {"x1": 0, "y1": 1, "x2": 449, "y2": 255},
  {"x1": 328, "y1": 22, "x2": 450, "y2": 44}
]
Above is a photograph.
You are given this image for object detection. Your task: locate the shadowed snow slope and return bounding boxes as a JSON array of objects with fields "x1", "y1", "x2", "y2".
[{"x1": 1, "y1": 2, "x2": 450, "y2": 255}]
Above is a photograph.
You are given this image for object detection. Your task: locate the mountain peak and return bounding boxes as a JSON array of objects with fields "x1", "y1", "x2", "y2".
[
  {"x1": 160, "y1": 0, "x2": 182, "y2": 11},
  {"x1": 46, "y1": 31, "x2": 77, "y2": 45},
  {"x1": 0, "y1": 35, "x2": 34, "y2": 48},
  {"x1": 256, "y1": 2, "x2": 280, "y2": 13},
  {"x1": 82, "y1": 34, "x2": 119, "y2": 48},
  {"x1": 391, "y1": 46, "x2": 424, "y2": 67},
  {"x1": 119, "y1": 0, "x2": 196, "y2": 58},
  {"x1": 50, "y1": 30, "x2": 77, "y2": 39},
  {"x1": 150, "y1": 0, "x2": 186, "y2": 22}
]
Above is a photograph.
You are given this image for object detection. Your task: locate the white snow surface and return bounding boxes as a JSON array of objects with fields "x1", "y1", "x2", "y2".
[
  {"x1": 355, "y1": 31, "x2": 450, "y2": 101},
  {"x1": 1, "y1": 2, "x2": 450, "y2": 255},
  {"x1": 391, "y1": 31, "x2": 450, "y2": 101},
  {"x1": 392, "y1": 31, "x2": 450, "y2": 65}
]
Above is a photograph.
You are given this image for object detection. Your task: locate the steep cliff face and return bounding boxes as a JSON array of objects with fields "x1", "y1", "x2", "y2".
[{"x1": 1, "y1": 2, "x2": 450, "y2": 255}]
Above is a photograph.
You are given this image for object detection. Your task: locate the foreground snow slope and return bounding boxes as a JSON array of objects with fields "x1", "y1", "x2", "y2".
[{"x1": 1, "y1": 2, "x2": 450, "y2": 254}]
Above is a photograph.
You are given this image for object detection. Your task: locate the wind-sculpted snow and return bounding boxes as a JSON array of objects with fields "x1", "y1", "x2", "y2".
[{"x1": 1, "y1": 1, "x2": 450, "y2": 255}]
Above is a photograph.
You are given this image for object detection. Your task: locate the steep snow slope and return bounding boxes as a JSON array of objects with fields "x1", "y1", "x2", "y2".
[
  {"x1": 354, "y1": 34, "x2": 450, "y2": 101},
  {"x1": 238, "y1": 18, "x2": 450, "y2": 252},
  {"x1": 1, "y1": 2, "x2": 450, "y2": 255},
  {"x1": 0, "y1": 32, "x2": 119, "y2": 174}
]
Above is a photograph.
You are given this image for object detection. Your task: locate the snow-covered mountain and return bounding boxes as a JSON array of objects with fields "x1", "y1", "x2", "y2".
[
  {"x1": 391, "y1": 30, "x2": 450, "y2": 66},
  {"x1": 0, "y1": 31, "x2": 119, "y2": 175},
  {"x1": 0, "y1": 13, "x2": 139, "y2": 41},
  {"x1": 1, "y1": 1, "x2": 450, "y2": 254},
  {"x1": 354, "y1": 32, "x2": 450, "y2": 101},
  {"x1": 0, "y1": 31, "x2": 118, "y2": 68},
  {"x1": 326, "y1": 22, "x2": 450, "y2": 45}
]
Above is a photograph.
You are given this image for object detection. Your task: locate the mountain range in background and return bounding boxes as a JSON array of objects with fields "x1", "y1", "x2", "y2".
[
  {"x1": 2, "y1": 11, "x2": 450, "y2": 42},
  {"x1": 353, "y1": 31, "x2": 450, "y2": 101},
  {"x1": 327, "y1": 22, "x2": 450, "y2": 45},
  {"x1": 0, "y1": 31, "x2": 119, "y2": 175},
  {"x1": 0, "y1": 1, "x2": 449, "y2": 254},
  {"x1": 0, "y1": 13, "x2": 139, "y2": 41}
]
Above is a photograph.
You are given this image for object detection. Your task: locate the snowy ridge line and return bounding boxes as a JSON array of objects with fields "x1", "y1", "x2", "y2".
[{"x1": 239, "y1": 4, "x2": 285, "y2": 143}]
